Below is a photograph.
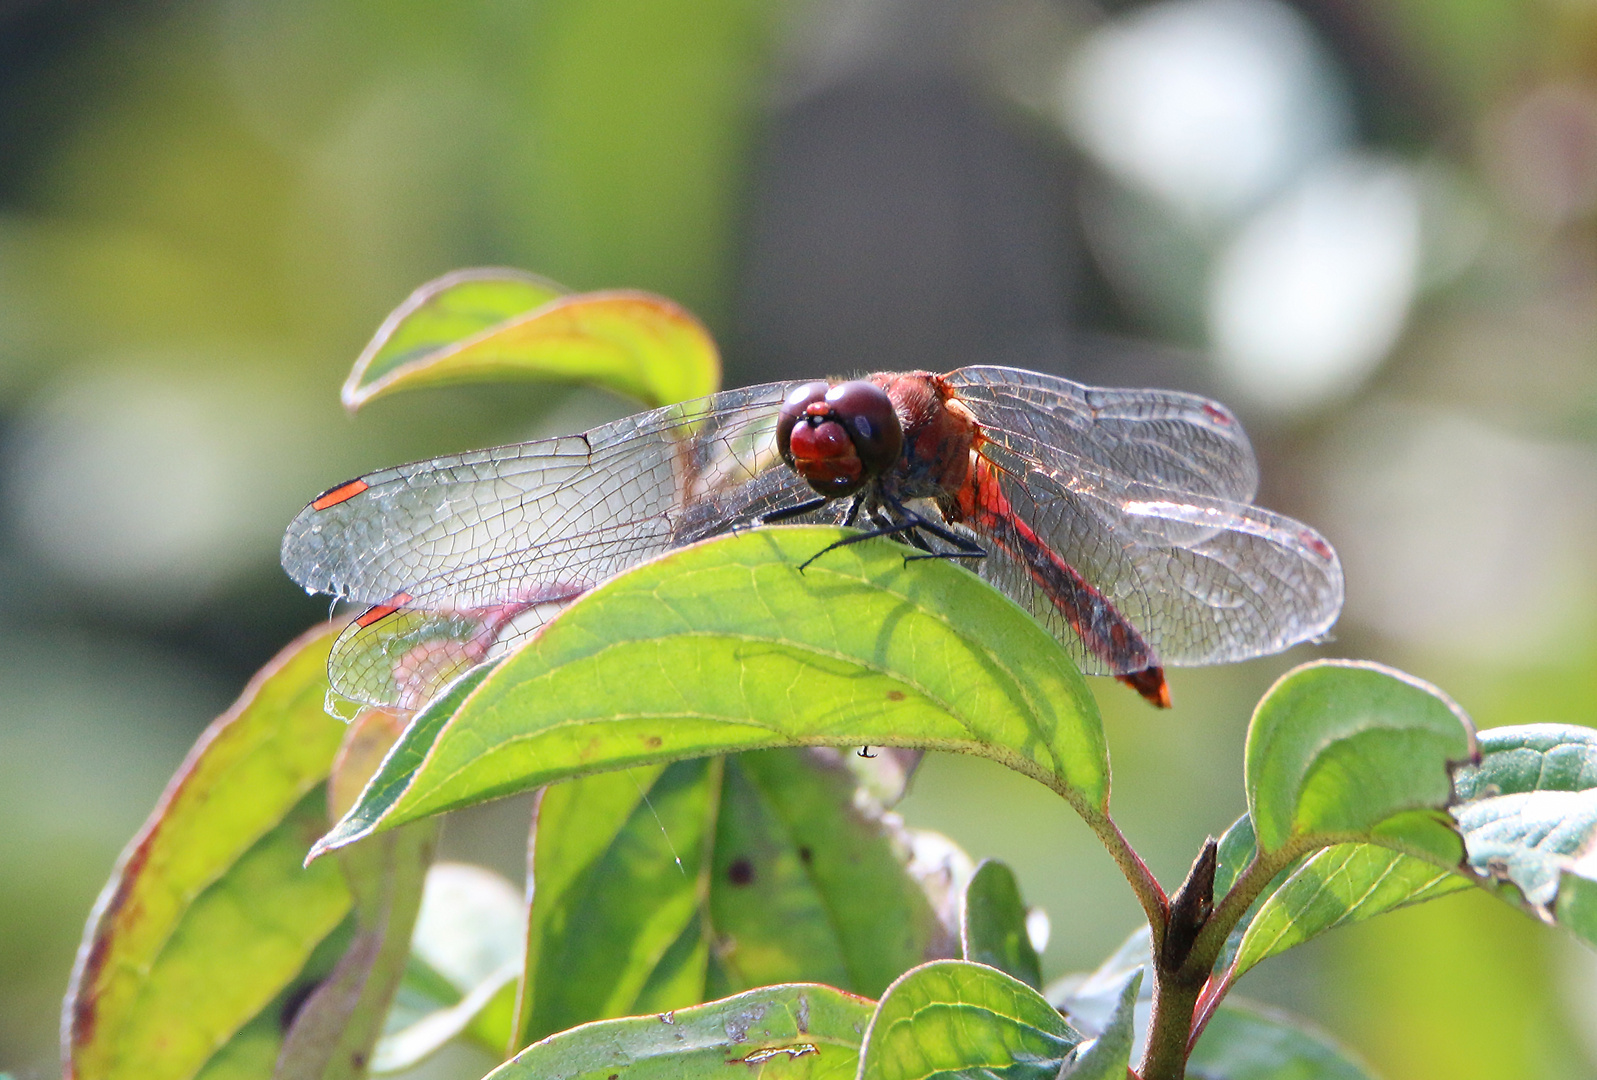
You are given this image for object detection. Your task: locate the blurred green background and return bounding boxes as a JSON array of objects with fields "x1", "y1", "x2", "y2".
[{"x1": 2, "y1": 0, "x2": 1595, "y2": 1077}]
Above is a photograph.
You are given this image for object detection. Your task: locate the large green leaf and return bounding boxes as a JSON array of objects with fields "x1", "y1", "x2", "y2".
[
  {"x1": 1209, "y1": 724, "x2": 1597, "y2": 1008},
  {"x1": 518, "y1": 749, "x2": 952, "y2": 1046},
  {"x1": 1188, "y1": 999, "x2": 1377, "y2": 1079},
  {"x1": 961, "y1": 860, "x2": 1042, "y2": 990},
  {"x1": 1451, "y1": 724, "x2": 1597, "y2": 948},
  {"x1": 859, "y1": 960, "x2": 1084, "y2": 1080},
  {"x1": 63, "y1": 626, "x2": 352, "y2": 1080},
  {"x1": 487, "y1": 984, "x2": 872, "y2": 1080},
  {"x1": 315, "y1": 526, "x2": 1107, "y2": 853},
  {"x1": 1244, "y1": 661, "x2": 1475, "y2": 861},
  {"x1": 341, "y1": 268, "x2": 721, "y2": 411},
  {"x1": 1220, "y1": 843, "x2": 1470, "y2": 985}
]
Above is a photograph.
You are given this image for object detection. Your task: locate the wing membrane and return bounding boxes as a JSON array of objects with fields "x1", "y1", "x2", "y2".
[
  {"x1": 282, "y1": 381, "x2": 839, "y2": 705},
  {"x1": 968, "y1": 424, "x2": 1340, "y2": 674}
]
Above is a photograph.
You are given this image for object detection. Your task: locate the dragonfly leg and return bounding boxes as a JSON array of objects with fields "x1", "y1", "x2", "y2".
[
  {"x1": 761, "y1": 494, "x2": 834, "y2": 524},
  {"x1": 898, "y1": 511, "x2": 987, "y2": 563},
  {"x1": 795, "y1": 515, "x2": 929, "y2": 571}
]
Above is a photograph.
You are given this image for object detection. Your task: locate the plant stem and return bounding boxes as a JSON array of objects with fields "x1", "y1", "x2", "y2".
[
  {"x1": 1084, "y1": 809, "x2": 1167, "y2": 933},
  {"x1": 1135, "y1": 839, "x2": 1217, "y2": 1080},
  {"x1": 1140, "y1": 967, "x2": 1205, "y2": 1080}
]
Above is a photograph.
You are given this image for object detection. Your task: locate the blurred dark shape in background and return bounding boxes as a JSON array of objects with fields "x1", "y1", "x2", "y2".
[
  {"x1": 736, "y1": 4, "x2": 1076, "y2": 383},
  {"x1": 1, "y1": 0, "x2": 1595, "y2": 1077}
]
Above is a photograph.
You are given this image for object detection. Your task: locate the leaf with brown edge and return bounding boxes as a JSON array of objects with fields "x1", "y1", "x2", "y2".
[
  {"x1": 63, "y1": 626, "x2": 351, "y2": 1080},
  {"x1": 342, "y1": 269, "x2": 721, "y2": 411}
]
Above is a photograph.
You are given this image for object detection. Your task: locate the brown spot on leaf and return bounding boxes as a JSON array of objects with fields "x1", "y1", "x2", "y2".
[
  {"x1": 728, "y1": 858, "x2": 755, "y2": 886},
  {"x1": 645, "y1": 735, "x2": 662, "y2": 748},
  {"x1": 886, "y1": 690, "x2": 905, "y2": 701},
  {"x1": 798, "y1": 846, "x2": 813, "y2": 865}
]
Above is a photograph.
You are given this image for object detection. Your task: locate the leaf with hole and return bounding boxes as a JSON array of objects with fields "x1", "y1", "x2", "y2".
[{"x1": 488, "y1": 984, "x2": 873, "y2": 1080}]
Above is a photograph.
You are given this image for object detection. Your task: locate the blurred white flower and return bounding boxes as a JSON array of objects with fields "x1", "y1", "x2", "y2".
[
  {"x1": 1059, "y1": 0, "x2": 1349, "y2": 225},
  {"x1": 1208, "y1": 156, "x2": 1421, "y2": 415}
]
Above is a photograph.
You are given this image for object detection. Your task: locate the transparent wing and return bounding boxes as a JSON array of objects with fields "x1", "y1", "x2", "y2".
[
  {"x1": 963, "y1": 425, "x2": 1342, "y2": 675},
  {"x1": 283, "y1": 382, "x2": 836, "y2": 705},
  {"x1": 944, "y1": 366, "x2": 1260, "y2": 506}
]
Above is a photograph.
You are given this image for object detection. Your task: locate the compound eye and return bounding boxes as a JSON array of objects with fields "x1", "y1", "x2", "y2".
[
  {"x1": 776, "y1": 381, "x2": 832, "y2": 467},
  {"x1": 824, "y1": 380, "x2": 902, "y2": 478}
]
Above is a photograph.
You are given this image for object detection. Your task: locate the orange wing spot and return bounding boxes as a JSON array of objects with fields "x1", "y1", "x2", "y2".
[
  {"x1": 312, "y1": 478, "x2": 370, "y2": 510},
  {"x1": 1299, "y1": 530, "x2": 1334, "y2": 561},
  {"x1": 355, "y1": 592, "x2": 412, "y2": 628}
]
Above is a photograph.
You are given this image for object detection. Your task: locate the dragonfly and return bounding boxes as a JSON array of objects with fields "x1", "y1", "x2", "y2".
[{"x1": 282, "y1": 367, "x2": 1343, "y2": 711}]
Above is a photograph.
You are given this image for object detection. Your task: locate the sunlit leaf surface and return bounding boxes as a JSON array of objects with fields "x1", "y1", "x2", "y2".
[
  {"x1": 63, "y1": 627, "x2": 351, "y2": 1080},
  {"x1": 860, "y1": 960, "x2": 1083, "y2": 1080},
  {"x1": 517, "y1": 749, "x2": 953, "y2": 1046},
  {"x1": 342, "y1": 269, "x2": 721, "y2": 411},
  {"x1": 1222, "y1": 843, "x2": 1469, "y2": 983},
  {"x1": 488, "y1": 984, "x2": 872, "y2": 1080},
  {"x1": 1244, "y1": 661, "x2": 1475, "y2": 860},
  {"x1": 962, "y1": 860, "x2": 1043, "y2": 990},
  {"x1": 315, "y1": 527, "x2": 1107, "y2": 854},
  {"x1": 1452, "y1": 724, "x2": 1597, "y2": 949}
]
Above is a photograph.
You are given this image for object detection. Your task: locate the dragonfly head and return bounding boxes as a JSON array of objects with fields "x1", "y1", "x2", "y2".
[{"x1": 777, "y1": 380, "x2": 904, "y2": 498}]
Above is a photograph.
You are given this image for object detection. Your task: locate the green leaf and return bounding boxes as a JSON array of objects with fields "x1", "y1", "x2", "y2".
[
  {"x1": 487, "y1": 984, "x2": 873, "y2": 1080},
  {"x1": 705, "y1": 751, "x2": 954, "y2": 997},
  {"x1": 63, "y1": 626, "x2": 352, "y2": 1080},
  {"x1": 518, "y1": 749, "x2": 952, "y2": 1046},
  {"x1": 1244, "y1": 661, "x2": 1475, "y2": 860},
  {"x1": 373, "y1": 862, "x2": 523, "y2": 1071},
  {"x1": 316, "y1": 526, "x2": 1107, "y2": 853},
  {"x1": 961, "y1": 860, "x2": 1043, "y2": 990},
  {"x1": 1057, "y1": 971, "x2": 1140, "y2": 1079},
  {"x1": 1213, "y1": 814, "x2": 1258, "y2": 900},
  {"x1": 1211, "y1": 725, "x2": 1597, "y2": 988},
  {"x1": 1045, "y1": 926, "x2": 1150, "y2": 1039},
  {"x1": 192, "y1": 920, "x2": 358, "y2": 1080},
  {"x1": 342, "y1": 268, "x2": 721, "y2": 411},
  {"x1": 860, "y1": 960, "x2": 1084, "y2": 1080},
  {"x1": 1221, "y1": 843, "x2": 1471, "y2": 984},
  {"x1": 1451, "y1": 724, "x2": 1597, "y2": 948},
  {"x1": 1188, "y1": 999, "x2": 1377, "y2": 1079},
  {"x1": 276, "y1": 709, "x2": 438, "y2": 1080}
]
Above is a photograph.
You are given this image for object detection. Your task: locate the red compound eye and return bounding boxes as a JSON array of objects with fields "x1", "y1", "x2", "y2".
[
  {"x1": 774, "y1": 379, "x2": 904, "y2": 498},
  {"x1": 823, "y1": 381, "x2": 902, "y2": 479},
  {"x1": 776, "y1": 382, "x2": 832, "y2": 470}
]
